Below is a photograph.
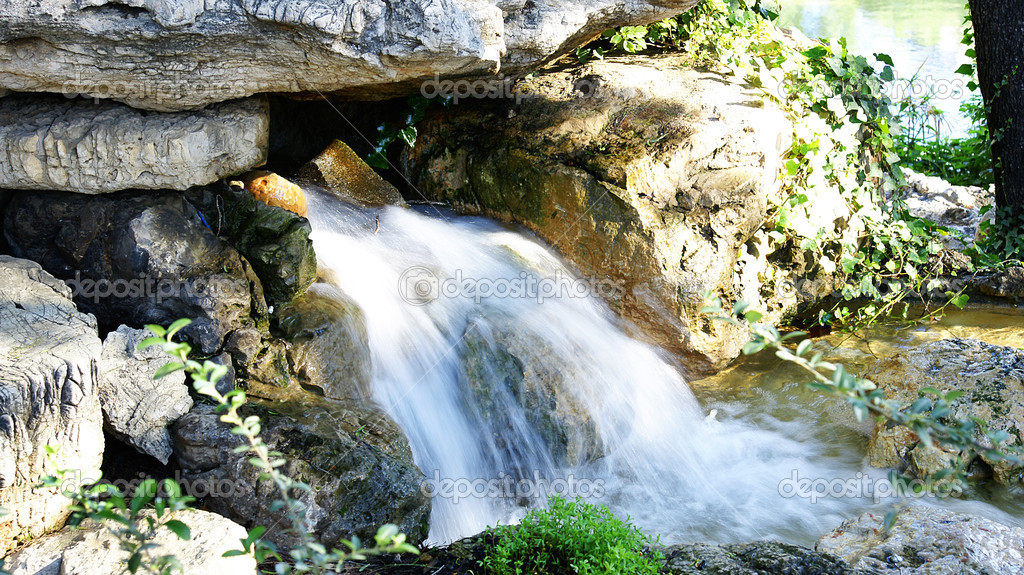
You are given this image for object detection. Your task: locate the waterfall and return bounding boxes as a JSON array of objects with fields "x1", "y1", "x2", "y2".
[{"x1": 303, "y1": 187, "x2": 1001, "y2": 546}]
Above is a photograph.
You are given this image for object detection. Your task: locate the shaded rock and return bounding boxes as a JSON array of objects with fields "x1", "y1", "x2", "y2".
[
  {"x1": 171, "y1": 398, "x2": 430, "y2": 549},
  {"x1": 98, "y1": 325, "x2": 192, "y2": 464},
  {"x1": 0, "y1": 0, "x2": 700, "y2": 111},
  {"x1": 977, "y1": 265, "x2": 1024, "y2": 299},
  {"x1": 0, "y1": 94, "x2": 268, "y2": 194},
  {"x1": 864, "y1": 338, "x2": 1024, "y2": 484},
  {"x1": 816, "y1": 507, "x2": 1024, "y2": 574},
  {"x1": 2, "y1": 509, "x2": 256, "y2": 575},
  {"x1": 0, "y1": 256, "x2": 104, "y2": 555},
  {"x1": 239, "y1": 170, "x2": 308, "y2": 216},
  {"x1": 187, "y1": 182, "x2": 316, "y2": 307},
  {"x1": 4, "y1": 190, "x2": 269, "y2": 356},
  {"x1": 460, "y1": 316, "x2": 600, "y2": 468},
  {"x1": 900, "y1": 168, "x2": 992, "y2": 249},
  {"x1": 298, "y1": 140, "x2": 406, "y2": 206},
  {"x1": 275, "y1": 283, "x2": 372, "y2": 401},
  {"x1": 661, "y1": 541, "x2": 858, "y2": 574},
  {"x1": 404, "y1": 54, "x2": 838, "y2": 376}
]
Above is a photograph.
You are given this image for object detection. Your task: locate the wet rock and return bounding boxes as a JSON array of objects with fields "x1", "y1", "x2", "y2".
[
  {"x1": 1, "y1": 510, "x2": 256, "y2": 574},
  {"x1": 0, "y1": 0, "x2": 699, "y2": 111},
  {"x1": 171, "y1": 399, "x2": 430, "y2": 549},
  {"x1": 816, "y1": 507, "x2": 1024, "y2": 574},
  {"x1": 0, "y1": 256, "x2": 104, "y2": 555},
  {"x1": 297, "y1": 140, "x2": 406, "y2": 206},
  {"x1": 239, "y1": 170, "x2": 308, "y2": 217},
  {"x1": 864, "y1": 338, "x2": 1024, "y2": 484},
  {"x1": 404, "y1": 54, "x2": 836, "y2": 376},
  {"x1": 3, "y1": 190, "x2": 268, "y2": 356},
  {"x1": 98, "y1": 325, "x2": 192, "y2": 464},
  {"x1": 275, "y1": 283, "x2": 372, "y2": 401},
  {"x1": 460, "y1": 316, "x2": 601, "y2": 468},
  {"x1": 661, "y1": 541, "x2": 857, "y2": 574},
  {"x1": 0, "y1": 94, "x2": 268, "y2": 193},
  {"x1": 187, "y1": 182, "x2": 316, "y2": 307}
]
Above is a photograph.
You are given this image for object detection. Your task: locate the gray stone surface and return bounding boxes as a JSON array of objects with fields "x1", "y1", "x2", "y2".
[
  {"x1": 0, "y1": 94, "x2": 268, "y2": 193},
  {"x1": 98, "y1": 325, "x2": 192, "y2": 464},
  {"x1": 2, "y1": 510, "x2": 256, "y2": 575},
  {"x1": 0, "y1": 256, "x2": 104, "y2": 556},
  {"x1": 816, "y1": 506, "x2": 1024, "y2": 574},
  {"x1": 0, "y1": 0, "x2": 699, "y2": 111}
]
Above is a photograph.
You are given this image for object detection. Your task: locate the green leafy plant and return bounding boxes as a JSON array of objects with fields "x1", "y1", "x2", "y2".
[
  {"x1": 702, "y1": 295, "x2": 1024, "y2": 491},
  {"x1": 38, "y1": 446, "x2": 195, "y2": 575},
  {"x1": 367, "y1": 95, "x2": 432, "y2": 169},
  {"x1": 140, "y1": 319, "x2": 419, "y2": 574},
  {"x1": 479, "y1": 496, "x2": 661, "y2": 575}
]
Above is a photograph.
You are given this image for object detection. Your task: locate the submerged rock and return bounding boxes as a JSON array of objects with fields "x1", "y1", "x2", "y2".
[
  {"x1": 816, "y1": 507, "x2": 1024, "y2": 574},
  {"x1": 0, "y1": 256, "x2": 104, "y2": 555},
  {"x1": 0, "y1": 0, "x2": 700, "y2": 111},
  {"x1": 4, "y1": 190, "x2": 269, "y2": 356},
  {"x1": 1, "y1": 510, "x2": 256, "y2": 575},
  {"x1": 404, "y1": 54, "x2": 840, "y2": 376},
  {"x1": 171, "y1": 398, "x2": 430, "y2": 549},
  {"x1": 98, "y1": 325, "x2": 192, "y2": 464},
  {"x1": 297, "y1": 140, "x2": 406, "y2": 207},
  {"x1": 864, "y1": 337, "x2": 1024, "y2": 484},
  {"x1": 0, "y1": 95, "x2": 268, "y2": 194}
]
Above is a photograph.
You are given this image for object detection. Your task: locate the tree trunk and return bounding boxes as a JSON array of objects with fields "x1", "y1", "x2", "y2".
[{"x1": 967, "y1": 0, "x2": 1024, "y2": 209}]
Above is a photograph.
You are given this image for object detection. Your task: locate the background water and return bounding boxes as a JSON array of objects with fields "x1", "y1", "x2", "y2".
[{"x1": 775, "y1": 0, "x2": 975, "y2": 137}]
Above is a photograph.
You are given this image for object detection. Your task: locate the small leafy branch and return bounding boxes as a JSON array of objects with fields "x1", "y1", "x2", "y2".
[
  {"x1": 38, "y1": 446, "x2": 195, "y2": 575},
  {"x1": 140, "y1": 319, "x2": 418, "y2": 574},
  {"x1": 702, "y1": 294, "x2": 1024, "y2": 492}
]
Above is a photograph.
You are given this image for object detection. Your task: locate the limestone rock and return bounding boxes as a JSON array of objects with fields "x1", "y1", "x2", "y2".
[
  {"x1": 98, "y1": 325, "x2": 192, "y2": 464},
  {"x1": 864, "y1": 337, "x2": 1024, "y2": 484},
  {"x1": 239, "y1": 170, "x2": 308, "y2": 217},
  {"x1": 660, "y1": 541, "x2": 856, "y2": 574},
  {"x1": 171, "y1": 400, "x2": 430, "y2": 548},
  {"x1": 0, "y1": 0, "x2": 700, "y2": 111},
  {"x1": 403, "y1": 54, "x2": 836, "y2": 376},
  {"x1": 275, "y1": 283, "x2": 372, "y2": 401},
  {"x1": 187, "y1": 182, "x2": 317, "y2": 307},
  {"x1": 2, "y1": 510, "x2": 257, "y2": 575},
  {"x1": 298, "y1": 140, "x2": 406, "y2": 206},
  {"x1": 0, "y1": 94, "x2": 268, "y2": 194},
  {"x1": 816, "y1": 507, "x2": 1024, "y2": 574},
  {"x1": 3, "y1": 190, "x2": 269, "y2": 356},
  {"x1": 0, "y1": 256, "x2": 104, "y2": 556}
]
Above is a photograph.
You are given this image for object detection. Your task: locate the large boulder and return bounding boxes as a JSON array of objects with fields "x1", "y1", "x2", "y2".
[
  {"x1": 0, "y1": 0, "x2": 700, "y2": 111},
  {"x1": 0, "y1": 256, "x2": 104, "y2": 556},
  {"x1": 297, "y1": 140, "x2": 406, "y2": 207},
  {"x1": 1, "y1": 510, "x2": 257, "y2": 575},
  {"x1": 98, "y1": 325, "x2": 192, "y2": 464},
  {"x1": 3, "y1": 190, "x2": 269, "y2": 356},
  {"x1": 864, "y1": 338, "x2": 1024, "y2": 484},
  {"x1": 171, "y1": 399, "x2": 430, "y2": 549},
  {"x1": 0, "y1": 95, "x2": 268, "y2": 194},
  {"x1": 403, "y1": 54, "x2": 839, "y2": 376},
  {"x1": 816, "y1": 507, "x2": 1024, "y2": 574}
]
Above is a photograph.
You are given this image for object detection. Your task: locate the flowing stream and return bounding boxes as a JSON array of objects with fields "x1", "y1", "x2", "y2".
[{"x1": 306, "y1": 188, "x2": 1022, "y2": 546}]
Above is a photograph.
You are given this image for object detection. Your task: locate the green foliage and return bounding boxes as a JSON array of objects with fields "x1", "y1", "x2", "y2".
[
  {"x1": 367, "y1": 95, "x2": 432, "y2": 169},
  {"x1": 38, "y1": 445, "x2": 196, "y2": 575},
  {"x1": 479, "y1": 497, "x2": 661, "y2": 575},
  {"x1": 703, "y1": 295, "x2": 1024, "y2": 491},
  {"x1": 139, "y1": 320, "x2": 419, "y2": 574}
]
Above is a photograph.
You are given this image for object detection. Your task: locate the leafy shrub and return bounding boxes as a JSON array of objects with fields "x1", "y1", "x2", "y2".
[{"x1": 479, "y1": 497, "x2": 661, "y2": 575}]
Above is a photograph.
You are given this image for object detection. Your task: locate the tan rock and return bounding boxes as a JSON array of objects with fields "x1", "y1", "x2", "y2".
[
  {"x1": 240, "y1": 170, "x2": 307, "y2": 217},
  {"x1": 298, "y1": 140, "x2": 406, "y2": 207}
]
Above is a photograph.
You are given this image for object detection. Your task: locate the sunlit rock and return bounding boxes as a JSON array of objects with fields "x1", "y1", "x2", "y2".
[{"x1": 239, "y1": 170, "x2": 308, "y2": 217}]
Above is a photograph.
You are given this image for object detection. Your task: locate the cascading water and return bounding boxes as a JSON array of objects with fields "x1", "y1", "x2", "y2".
[{"x1": 305, "y1": 187, "x2": 1021, "y2": 546}]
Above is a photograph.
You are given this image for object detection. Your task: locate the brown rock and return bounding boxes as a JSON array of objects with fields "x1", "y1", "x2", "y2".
[
  {"x1": 240, "y1": 170, "x2": 308, "y2": 217},
  {"x1": 298, "y1": 140, "x2": 406, "y2": 207}
]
